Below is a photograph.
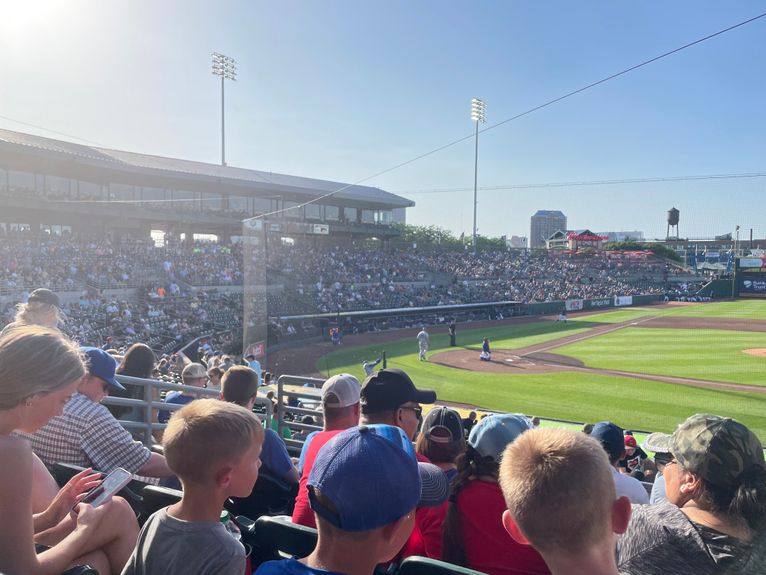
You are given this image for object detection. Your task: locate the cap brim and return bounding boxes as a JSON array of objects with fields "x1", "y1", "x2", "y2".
[
  {"x1": 414, "y1": 389, "x2": 437, "y2": 404},
  {"x1": 417, "y1": 462, "x2": 449, "y2": 507},
  {"x1": 106, "y1": 377, "x2": 126, "y2": 392}
]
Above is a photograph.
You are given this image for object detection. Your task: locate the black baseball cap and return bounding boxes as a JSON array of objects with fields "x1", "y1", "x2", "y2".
[
  {"x1": 361, "y1": 368, "x2": 436, "y2": 414},
  {"x1": 28, "y1": 288, "x2": 60, "y2": 308}
]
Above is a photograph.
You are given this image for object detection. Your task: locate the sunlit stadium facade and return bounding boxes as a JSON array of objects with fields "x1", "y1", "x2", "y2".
[{"x1": 0, "y1": 128, "x2": 414, "y2": 243}]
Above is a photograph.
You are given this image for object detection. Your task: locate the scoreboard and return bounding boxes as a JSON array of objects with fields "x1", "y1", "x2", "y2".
[{"x1": 737, "y1": 257, "x2": 766, "y2": 298}]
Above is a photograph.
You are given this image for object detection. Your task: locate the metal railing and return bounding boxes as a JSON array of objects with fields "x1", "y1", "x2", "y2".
[
  {"x1": 275, "y1": 375, "x2": 325, "y2": 452},
  {"x1": 102, "y1": 374, "x2": 273, "y2": 446}
]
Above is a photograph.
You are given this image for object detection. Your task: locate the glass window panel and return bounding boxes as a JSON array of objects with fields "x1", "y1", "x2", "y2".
[
  {"x1": 110, "y1": 183, "x2": 134, "y2": 201},
  {"x1": 172, "y1": 189, "x2": 199, "y2": 211},
  {"x1": 325, "y1": 205, "x2": 340, "y2": 221},
  {"x1": 9, "y1": 170, "x2": 35, "y2": 191},
  {"x1": 200, "y1": 192, "x2": 222, "y2": 211},
  {"x1": 344, "y1": 207, "x2": 358, "y2": 222},
  {"x1": 305, "y1": 203, "x2": 321, "y2": 220},
  {"x1": 284, "y1": 201, "x2": 302, "y2": 219},
  {"x1": 361, "y1": 209, "x2": 375, "y2": 223},
  {"x1": 79, "y1": 180, "x2": 103, "y2": 200},
  {"x1": 229, "y1": 195, "x2": 251, "y2": 214},
  {"x1": 253, "y1": 197, "x2": 272, "y2": 214},
  {"x1": 46, "y1": 175, "x2": 72, "y2": 198}
]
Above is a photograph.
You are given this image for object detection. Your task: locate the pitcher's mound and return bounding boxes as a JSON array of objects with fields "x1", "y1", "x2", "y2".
[{"x1": 743, "y1": 348, "x2": 766, "y2": 357}]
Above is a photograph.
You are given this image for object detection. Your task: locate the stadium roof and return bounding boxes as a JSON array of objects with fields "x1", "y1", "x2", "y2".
[{"x1": 0, "y1": 128, "x2": 414, "y2": 209}]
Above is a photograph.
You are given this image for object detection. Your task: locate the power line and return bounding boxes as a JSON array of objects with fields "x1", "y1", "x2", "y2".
[
  {"x1": 394, "y1": 172, "x2": 766, "y2": 195},
  {"x1": 0, "y1": 115, "x2": 107, "y2": 147}
]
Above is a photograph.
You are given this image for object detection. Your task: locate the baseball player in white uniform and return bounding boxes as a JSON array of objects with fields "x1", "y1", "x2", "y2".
[{"x1": 416, "y1": 327, "x2": 429, "y2": 361}]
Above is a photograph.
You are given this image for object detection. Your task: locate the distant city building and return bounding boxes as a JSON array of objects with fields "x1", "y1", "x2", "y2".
[
  {"x1": 598, "y1": 230, "x2": 645, "y2": 243},
  {"x1": 530, "y1": 210, "x2": 567, "y2": 248},
  {"x1": 508, "y1": 235, "x2": 528, "y2": 249},
  {"x1": 545, "y1": 229, "x2": 607, "y2": 251}
]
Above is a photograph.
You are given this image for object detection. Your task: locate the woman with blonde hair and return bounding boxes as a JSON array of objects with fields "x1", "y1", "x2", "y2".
[
  {"x1": 0, "y1": 325, "x2": 138, "y2": 575},
  {"x1": 0, "y1": 288, "x2": 63, "y2": 336}
]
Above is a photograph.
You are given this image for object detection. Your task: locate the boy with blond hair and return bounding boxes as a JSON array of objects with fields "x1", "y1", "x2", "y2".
[
  {"x1": 123, "y1": 398, "x2": 264, "y2": 575},
  {"x1": 498, "y1": 428, "x2": 632, "y2": 575}
]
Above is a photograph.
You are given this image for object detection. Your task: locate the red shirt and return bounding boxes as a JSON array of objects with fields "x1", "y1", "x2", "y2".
[
  {"x1": 457, "y1": 480, "x2": 550, "y2": 575},
  {"x1": 291, "y1": 430, "x2": 343, "y2": 528}
]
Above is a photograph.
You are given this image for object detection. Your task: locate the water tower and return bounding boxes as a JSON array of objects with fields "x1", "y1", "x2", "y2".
[{"x1": 666, "y1": 207, "x2": 680, "y2": 239}]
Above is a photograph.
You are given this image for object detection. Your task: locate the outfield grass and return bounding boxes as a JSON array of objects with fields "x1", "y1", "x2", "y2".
[
  {"x1": 663, "y1": 299, "x2": 766, "y2": 319},
  {"x1": 572, "y1": 308, "x2": 666, "y2": 324},
  {"x1": 558, "y1": 327, "x2": 766, "y2": 386}
]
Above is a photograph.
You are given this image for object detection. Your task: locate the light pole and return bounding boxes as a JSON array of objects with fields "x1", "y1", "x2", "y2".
[
  {"x1": 732, "y1": 225, "x2": 740, "y2": 298},
  {"x1": 211, "y1": 52, "x2": 237, "y2": 166},
  {"x1": 471, "y1": 98, "x2": 486, "y2": 253}
]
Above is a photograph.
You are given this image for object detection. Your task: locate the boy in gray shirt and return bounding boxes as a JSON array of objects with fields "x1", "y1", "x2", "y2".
[{"x1": 122, "y1": 399, "x2": 265, "y2": 575}]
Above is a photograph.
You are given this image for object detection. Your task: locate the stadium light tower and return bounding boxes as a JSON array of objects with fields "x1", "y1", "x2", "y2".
[
  {"x1": 211, "y1": 52, "x2": 237, "y2": 166},
  {"x1": 470, "y1": 98, "x2": 486, "y2": 253}
]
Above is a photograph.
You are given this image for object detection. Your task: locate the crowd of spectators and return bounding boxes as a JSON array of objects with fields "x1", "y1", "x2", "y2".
[
  {"x1": 2, "y1": 315, "x2": 764, "y2": 574},
  {"x1": 1, "y1": 230, "x2": 702, "y2": 357},
  {"x1": 0, "y1": 288, "x2": 242, "y2": 355}
]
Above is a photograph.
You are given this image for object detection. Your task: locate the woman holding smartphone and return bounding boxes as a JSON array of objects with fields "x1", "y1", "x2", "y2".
[{"x1": 0, "y1": 325, "x2": 138, "y2": 575}]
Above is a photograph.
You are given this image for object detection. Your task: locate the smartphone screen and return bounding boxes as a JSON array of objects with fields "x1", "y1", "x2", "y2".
[{"x1": 80, "y1": 467, "x2": 132, "y2": 508}]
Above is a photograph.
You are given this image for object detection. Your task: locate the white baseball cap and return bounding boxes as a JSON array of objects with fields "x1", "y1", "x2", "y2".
[{"x1": 322, "y1": 374, "x2": 361, "y2": 408}]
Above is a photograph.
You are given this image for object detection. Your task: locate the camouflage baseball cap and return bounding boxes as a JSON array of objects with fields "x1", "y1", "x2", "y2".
[{"x1": 670, "y1": 414, "x2": 765, "y2": 487}]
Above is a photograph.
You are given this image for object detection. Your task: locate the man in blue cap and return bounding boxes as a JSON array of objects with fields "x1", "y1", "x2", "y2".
[
  {"x1": 25, "y1": 347, "x2": 173, "y2": 479},
  {"x1": 257, "y1": 425, "x2": 447, "y2": 575}
]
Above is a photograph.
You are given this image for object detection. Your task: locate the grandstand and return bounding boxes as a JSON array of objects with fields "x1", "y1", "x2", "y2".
[{"x1": 0, "y1": 127, "x2": 413, "y2": 241}]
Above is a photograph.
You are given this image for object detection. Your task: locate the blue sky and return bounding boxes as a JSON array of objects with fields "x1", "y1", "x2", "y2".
[{"x1": 1, "y1": 1, "x2": 765, "y2": 240}]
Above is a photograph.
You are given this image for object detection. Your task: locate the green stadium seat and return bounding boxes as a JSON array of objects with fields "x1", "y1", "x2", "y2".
[
  {"x1": 247, "y1": 515, "x2": 317, "y2": 567},
  {"x1": 397, "y1": 556, "x2": 488, "y2": 575}
]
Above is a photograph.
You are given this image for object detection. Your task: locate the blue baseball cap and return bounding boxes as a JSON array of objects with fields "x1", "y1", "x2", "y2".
[
  {"x1": 468, "y1": 414, "x2": 532, "y2": 463},
  {"x1": 590, "y1": 421, "x2": 625, "y2": 460},
  {"x1": 81, "y1": 347, "x2": 125, "y2": 392},
  {"x1": 308, "y1": 425, "x2": 446, "y2": 532}
]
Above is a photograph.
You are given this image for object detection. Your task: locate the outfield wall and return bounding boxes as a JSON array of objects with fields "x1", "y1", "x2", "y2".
[{"x1": 519, "y1": 293, "x2": 661, "y2": 316}]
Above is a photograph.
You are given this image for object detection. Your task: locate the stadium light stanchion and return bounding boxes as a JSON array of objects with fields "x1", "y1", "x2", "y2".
[
  {"x1": 732, "y1": 225, "x2": 740, "y2": 298},
  {"x1": 211, "y1": 52, "x2": 237, "y2": 166},
  {"x1": 470, "y1": 98, "x2": 486, "y2": 254}
]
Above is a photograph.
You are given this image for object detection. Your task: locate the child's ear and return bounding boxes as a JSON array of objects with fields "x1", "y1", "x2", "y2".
[
  {"x1": 215, "y1": 465, "x2": 234, "y2": 489},
  {"x1": 502, "y1": 510, "x2": 531, "y2": 545}
]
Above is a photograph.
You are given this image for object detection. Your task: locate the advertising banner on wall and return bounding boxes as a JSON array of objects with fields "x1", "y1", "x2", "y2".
[
  {"x1": 565, "y1": 299, "x2": 584, "y2": 311},
  {"x1": 614, "y1": 295, "x2": 633, "y2": 307},
  {"x1": 588, "y1": 298, "x2": 612, "y2": 308}
]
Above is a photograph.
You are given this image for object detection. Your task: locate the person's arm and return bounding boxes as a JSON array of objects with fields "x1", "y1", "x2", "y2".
[
  {"x1": 138, "y1": 452, "x2": 174, "y2": 477},
  {"x1": 282, "y1": 466, "x2": 300, "y2": 485},
  {"x1": 34, "y1": 467, "x2": 101, "y2": 534},
  {"x1": 0, "y1": 436, "x2": 101, "y2": 575},
  {"x1": 30, "y1": 452, "x2": 60, "y2": 513}
]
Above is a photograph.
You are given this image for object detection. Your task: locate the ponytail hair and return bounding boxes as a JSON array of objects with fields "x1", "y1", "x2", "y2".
[
  {"x1": 442, "y1": 445, "x2": 499, "y2": 566},
  {"x1": 698, "y1": 465, "x2": 766, "y2": 532}
]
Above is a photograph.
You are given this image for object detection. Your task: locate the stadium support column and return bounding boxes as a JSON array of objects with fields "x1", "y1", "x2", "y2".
[
  {"x1": 242, "y1": 217, "x2": 268, "y2": 369},
  {"x1": 470, "y1": 98, "x2": 486, "y2": 254}
]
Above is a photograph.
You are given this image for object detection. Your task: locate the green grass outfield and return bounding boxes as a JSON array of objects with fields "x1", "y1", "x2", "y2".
[
  {"x1": 318, "y1": 300, "x2": 766, "y2": 441},
  {"x1": 558, "y1": 327, "x2": 766, "y2": 387}
]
